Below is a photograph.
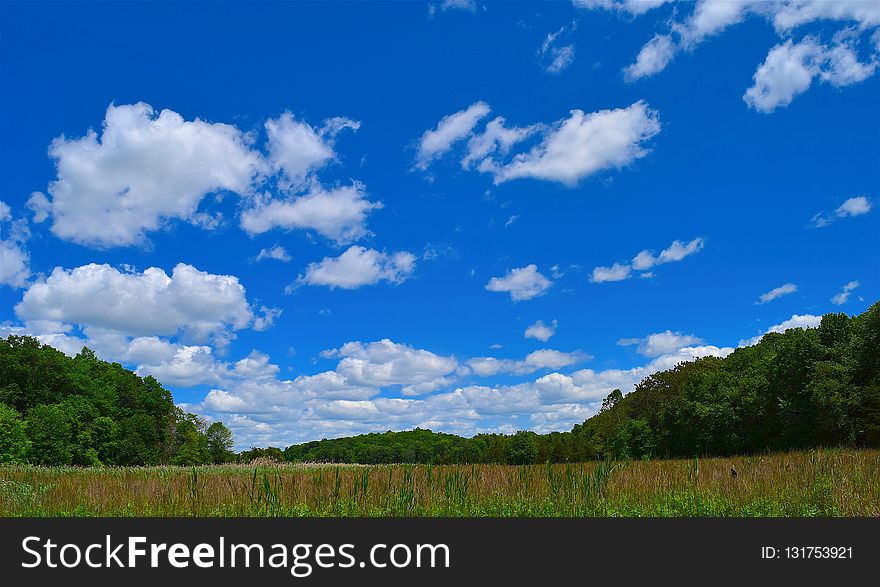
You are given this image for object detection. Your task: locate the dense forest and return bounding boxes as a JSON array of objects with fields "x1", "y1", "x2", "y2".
[
  {"x1": 1, "y1": 302, "x2": 877, "y2": 466},
  {"x1": 0, "y1": 337, "x2": 235, "y2": 465}
]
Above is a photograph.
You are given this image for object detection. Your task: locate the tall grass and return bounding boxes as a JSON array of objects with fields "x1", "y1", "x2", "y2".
[{"x1": 1, "y1": 448, "x2": 877, "y2": 517}]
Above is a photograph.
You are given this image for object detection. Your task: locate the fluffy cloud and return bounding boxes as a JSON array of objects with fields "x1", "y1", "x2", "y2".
[
  {"x1": 298, "y1": 246, "x2": 416, "y2": 289},
  {"x1": 590, "y1": 262, "x2": 632, "y2": 283},
  {"x1": 466, "y1": 349, "x2": 587, "y2": 377},
  {"x1": 583, "y1": 1, "x2": 880, "y2": 109},
  {"x1": 485, "y1": 265, "x2": 553, "y2": 301},
  {"x1": 812, "y1": 195, "x2": 873, "y2": 227},
  {"x1": 831, "y1": 280, "x2": 860, "y2": 305},
  {"x1": 240, "y1": 183, "x2": 382, "y2": 244},
  {"x1": 329, "y1": 339, "x2": 459, "y2": 395},
  {"x1": 415, "y1": 102, "x2": 491, "y2": 169},
  {"x1": 739, "y1": 313, "x2": 822, "y2": 346},
  {"x1": 488, "y1": 102, "x2": 661, "y2": 186},
  {"x1": 744, "y1": 35, "x2": 878, "y2": 113},
  {"x1": 192, "y1": 338, "x2": 731, "y2": 448},
  {"x1": 418, "y1": 101, "x2": 661, "y2": 185},
  {"x1": 256, "y1": 245, "x2": 292, "y2": 262},
  {"x1": 624, "y1": 34, "x2": 677, "y2": 81},
  {"x1": 265, "y1": 112, "x2": 359, "y2": 188},
  {"x1": 525, "y1": 319, "x2": 557, "y2": 341},
  {"x1": 0, "y1": 202, "x2": 31, "y2": 288},
  {"x1": 592, "y1": 237, "x2": 704, "y2": 283},
  {"x1": 618, "y1": 330, "x2": 705, "y2": 357},
  {"x1": 757, "y1": 282, "x2": 798, "y2": 304},
  {"x1": 38, "y1": 103, "x2": 263, "y2": 247},
  {"x1": 15, "y1": 262, "x2": 269, "y2": 345}
]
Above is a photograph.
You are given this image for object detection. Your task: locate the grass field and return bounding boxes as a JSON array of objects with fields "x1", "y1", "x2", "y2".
[{"x1": 1, "y1": 449, "x2": 878, "y2": 517}]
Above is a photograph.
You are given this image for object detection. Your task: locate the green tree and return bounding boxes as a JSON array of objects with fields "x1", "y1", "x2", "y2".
[
  {"x1": 505, "y1": 431, "x2": 538, "y2": 465},
  {"x1": 0, "y1": 404, "x2": 30, "y2": 464},
  {"x1": 26, "y1": 404, "x2": 73, "y2": 465},
  {"x1": 206, "y1": 421, "x2": 235, "y2": 463}
]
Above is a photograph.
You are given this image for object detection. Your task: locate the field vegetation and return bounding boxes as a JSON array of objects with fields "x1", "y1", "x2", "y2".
[{"x1": 2, "y1": 449, "x2": 877, "y2": 517}]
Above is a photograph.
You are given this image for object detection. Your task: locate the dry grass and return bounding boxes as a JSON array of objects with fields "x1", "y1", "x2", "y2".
[{"x1": 1, "y1": 448, "x2": 878, "y2": 517}]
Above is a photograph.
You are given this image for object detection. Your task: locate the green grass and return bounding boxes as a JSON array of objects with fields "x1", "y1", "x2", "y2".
[{"x1": 1, "y1": 448, "x2": 878, "y2": 517}]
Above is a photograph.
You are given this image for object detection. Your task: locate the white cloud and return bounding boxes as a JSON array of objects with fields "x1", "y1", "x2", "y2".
[
  {"x1": 590, "y1": 262, "x2": 632, "y2": 283},
  {"x1": 592, "y1": 237, "x2": 704, "y2": 283},
  {"x1": 739, "y1": 313, "x2": 822, "y2": 346},
  {"x1": 415, "y1": 102, "x2": 491, "y2": 169},
  {"x1": 256, "y1": 245, "x2": 291, "y2": 262},
  {"x1": 419, "y1": 102, "x2": 661, "y2": 186},
  {"x1": 831, "y1": 280, "x2": 860, "y2": 305},
  {"x1": 633, "y1": 237, "x2": 705, "y2": 269},
  {"x1": 265, "y1": 112, "x2": 359, "y2": 188},
  {"x1": 486, "y1": 264, "x2": 553, "y2": 301},
  {"x1": 240, "y1": 183, "x2": 382, "y2": 244},
  {"x1": 488, "y1": 102, "x2": 661, "y2": 186},
  {"x1": 331, "y1": 339, "x2": 459, "y2": 395},
  {"x1": 618, "y1": 330, "x2": 705, "y2": 357},
  {"x1": 0, "y1": 203, "x2": 31, "y2": 289},
  {"x1": 298, "y1": 245, "x2": 416, "y2": 289},
  {"x1": 466, "y1": 348, "x2": 586, "y2": 377},
  {"x1": 584, "y1": 0, "x2": 880, "y2": 108},
  {"x1": 440, "y1": 0, "x2": 477, "y2": 12},
  {"x1": 538, "y1": 27, "x2": 576, "y2": 74},
  {"x1": 525, "y1": 319, "x2": 557, "y2": 341},
  {"x1": 624, "y1": 34, "x2": 677, "y2": 81},
  {"x1": 744, "y1": 35, "x2": 878, "y2": 113},
  {"x1": 15, "y1": 262, "x2": 266, "y2": 345},
  {"x1": 757, "y1": 282, "x2": 798, "y2": 304},
  {"x1": 462, "y1": 117, "x2": 541, "y2": 169},
  {"x1": 812, "y1": 195, "x2": 874, "y2": 227},
  {"x1": 573, "y1": 0, "x2": 671, "y2": 17},
  {"x1": 39, "y1": 102, "x2": 263, "y2": 247}
]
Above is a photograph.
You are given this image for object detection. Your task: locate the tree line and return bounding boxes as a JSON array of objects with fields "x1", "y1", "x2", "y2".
[
  {"x1": 0, "y1": 337, "x2": 235, "y2": 465},
  {"x1": 1, "y1": 302, "x2": 877, "y2": 466}
]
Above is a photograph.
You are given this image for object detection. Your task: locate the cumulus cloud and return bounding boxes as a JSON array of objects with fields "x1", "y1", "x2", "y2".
[
  {"x1": 590, "y1": 262, "x2": 632, "y2": 283},
  {"x1": 256, "y1": 245, "x2": 291, "y2": 262},
  {"x1": 0, "y1": 202, "x2": 31, "y2": 288},
  {"x1": 192, "y1": 337, "x2": 731, "y2": 448},
  {"x1": 38, "y1": 103, "x2": 263, "y2": 247},
  {"x1": 265, "y1": 112, "x2": 359, "y2": 188},
  {"x1": 830, "y1": 280, "x2": 860, "y2": 305},
  {"x1": 812, "y1": 195, "x2": 873, "y2": 227},
  {"x1": 330, "y1": 339, "x2": 459, "y2": 395},
  {"x1": 466, "y1": 349, "x2": 587, "y2": 377},
  {"x1": 525, "y1": 319, "x2": 557, "y2": 341},
  {"x1": 417, "y1": 101, "x2": 661, "y2": 185},
  {"x1": 739, "y1": 313, "x2": 822, "y2": 346},
  {"x1": 485, "y1": 264, "x2": 553, "y2": 301},
  {"x1": 582, "y1": 1, "x2": 880, "y2": 108},
  {"x1": 15, "y1": 262, "x2": 271, "y2": 346},
  {"x1": 756, "y1": 282, "x2": 798, "y2": 304},
  {"x1": 592, "y1": 237, "x2": 704, "y2": 283},
  {"x1": 744, "y1": 35, "x2": 878, "y2": 113},
  {"x1": 240, "y1": 183, "x2": 382, "y2": 244},
  {"x1": 415, "y1": 102, "x2": 491, "y2": 169},
  {"x1": 487, "y1": 102, "x2": 661, "y2": 186},
  {"x1": 618, "y1": 330, "x2": 705, "y2": 357},
  {"x1": 298, "y1": 246, "x2": 416, "y2": 289}
]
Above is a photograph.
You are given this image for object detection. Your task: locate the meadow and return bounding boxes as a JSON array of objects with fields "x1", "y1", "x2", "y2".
[{"x1": 1, "y1": 448, "x2": 878, "y2": 517}]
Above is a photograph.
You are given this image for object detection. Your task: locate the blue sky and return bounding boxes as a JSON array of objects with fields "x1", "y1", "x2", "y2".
[{"x1": 1, "y1": 1, "x2": 877, "y2": 449}]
